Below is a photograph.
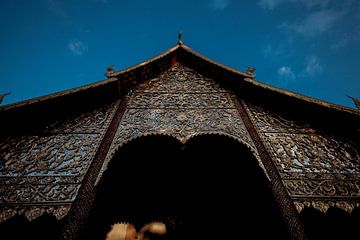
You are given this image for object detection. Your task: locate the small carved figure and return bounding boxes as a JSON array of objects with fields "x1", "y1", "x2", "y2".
[
  {"x1": 105, "y1": 65, "x2": 115, "y2": 77},
  {"x1": 107, "y1": 65, "x2": 115, "y2": 73},
  {"x1": 247, "y1": 67, "x2": 255, "y2": 75}
]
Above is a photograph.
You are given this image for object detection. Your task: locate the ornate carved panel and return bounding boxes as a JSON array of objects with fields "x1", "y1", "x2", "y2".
[
  {"x1": 0, "y1": 102, "x2": 118, "y2": 222},
  {"x1": 45, "y1": 102, "x2": 118, "y2": 133},
  {"x1": 0, "y1": 134, "x2": 99, "y2": 176},
  {"x1": 111, "y1": 108, "x2": 253, "y2": 146},
  {"x1": 135, "y1": 65, "x2": 223, "y2": 93},
  {"x1": 245, "y1": 102, "x2": 360, "y2": 213},
  {"x1": 97, "y1": 65, "x2": 259, "y2": 184},
  {"x1": 129, "y1": 92, "x2": 232, "y2": 108}
]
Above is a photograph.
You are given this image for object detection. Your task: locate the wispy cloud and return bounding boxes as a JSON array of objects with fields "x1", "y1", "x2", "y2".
[
  {"x1": 262, "y1": 44, "x2": 284, "y2": 58},
  {"x1": 48, "y1": 0, "x2": 68, "y2": 19},
  {"x1": 281, "y1": 10, "x2": 342, "y2": 37},
  {"x1": 210, "y1": 0, "x2": 230, "y2": 10},
  {"x1": 277, "y1": 66, "x2": 296, "y2": 81},
  {"x1": 331, "y1": 35, "x2": 350, "y2": 49},
  {"x1": 258, "y1": 0, "x2": 283, "y2": 10},
  {"x1": 303, "y1": 55, "x2": 323, "y2": 76},
  {"x1": 68, "y1": 40, "x2": 87, "y2": 55},
  {"x1": 258, "y1": 0, "x2": 329, "y2": 10}
]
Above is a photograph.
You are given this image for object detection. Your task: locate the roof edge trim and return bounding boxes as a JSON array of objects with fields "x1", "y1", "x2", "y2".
[{"x1": 0, "y1": 44, "x2": 180, "y2": 111}]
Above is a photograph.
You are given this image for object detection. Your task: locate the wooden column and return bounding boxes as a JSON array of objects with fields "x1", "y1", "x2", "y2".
[
  {"x1": 232, "y1": 97, "x2": 307, "y2": 240},
  {"x1": 58, "y1": 98, "x2": 128, "y2": 240}
]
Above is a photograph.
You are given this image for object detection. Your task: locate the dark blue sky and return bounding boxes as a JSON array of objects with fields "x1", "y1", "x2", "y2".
[{"x1": 0, "y1": 0, "x2": 359, "y2": 108}]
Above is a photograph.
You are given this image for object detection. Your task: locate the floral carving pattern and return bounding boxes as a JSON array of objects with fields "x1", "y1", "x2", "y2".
[
  {"x1": 97, "y1": 65, "x2": 258, "y2": 184},
  {"x1": 0, "y1": 102, "x2": 118, "y2": 222},
  {"x1": 245, "y1": 103, "x2": 360, "y2": 212}
]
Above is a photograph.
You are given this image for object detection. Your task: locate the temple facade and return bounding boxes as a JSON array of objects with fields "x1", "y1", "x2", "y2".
[{"x1": 0, "y1": 38, "x2": 359, "y2": 240}]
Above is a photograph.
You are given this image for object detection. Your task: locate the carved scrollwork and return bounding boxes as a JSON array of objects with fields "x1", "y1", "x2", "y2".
[
  {"x1": 0, "y1": 134, "x2": 100, "y2": 176},
  {"x1": 284, "y1": 178, "x2": 360, "y2": 197},
  {"x1": 45, "y1": 102, "x2": 118, "y2": 133},
  {"x1": 135, "y1": 65, "x2": 223, "y2": 93},
  {"x1": 129, "y1": 92, "x2": 232, "y2": 109},
  {"x1": 263, "y1": 132, "x2": 359, "y2": 174},
  {"x1": 0, "y1": 205, "x2": 71, "y2": 222},
  {"x1": 246, "y1": 104, "x2": 314, "y2": 133},
  {"x1": 1, "y1": 183, "x2": 80, "y2": 203},
  {"x1": 112, "y1": 108, "x2": 253, "y2": 146},
  {"x1": 244, "y1": 102, "x2": 360, "y2": 212}
]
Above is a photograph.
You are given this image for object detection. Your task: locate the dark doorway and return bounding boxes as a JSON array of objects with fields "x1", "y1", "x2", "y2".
[
  {"x1": 79, "y1": 135, "x2": 289, "y2": 240},
  {"x1": 301, "y1": 207, "x2": 360, "y2": 240},
  {"x1": 0, "y1": 214, "x2": 64, "y2": 240}
]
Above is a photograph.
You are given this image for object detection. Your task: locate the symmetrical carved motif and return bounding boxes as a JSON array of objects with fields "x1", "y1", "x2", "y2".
[
  {"x1": 245, "y1": 103, "x2": 360, "y2": 212},
  {"x1": 0, "y1": 102, "x2": 118, "y2": 222},
  {"x1": 113, "y1": 108, "x2": 253, "y2": 144},
  {"x1": 97, "y1": 65, "x2": 258, "y2": 184}
]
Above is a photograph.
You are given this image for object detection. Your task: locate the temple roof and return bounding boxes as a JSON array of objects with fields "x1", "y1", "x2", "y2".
[{"x1": 0, "y1": 40, "x2": 359, "y2": 135}]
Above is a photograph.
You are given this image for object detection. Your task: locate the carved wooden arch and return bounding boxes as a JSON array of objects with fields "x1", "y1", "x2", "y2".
[
  {"x1": 87, "y1": 133, "x2": 282, "y2": 240},
  {"x1": 95, "y1": 131, "x2": 269, "y2": 186}
]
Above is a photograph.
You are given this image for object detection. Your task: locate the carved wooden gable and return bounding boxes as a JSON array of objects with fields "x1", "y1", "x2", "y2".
[
  {"x1": 96, "y1": 64, "x2": 259, "y2": 182},
  {"x1": 244, "y1": 102, "x2": 360, "y2": 213},
  {"x1": 0, "y1": 102, "x2": 119, "y2": 222}
]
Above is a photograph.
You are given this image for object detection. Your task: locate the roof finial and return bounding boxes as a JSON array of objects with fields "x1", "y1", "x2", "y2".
[
  {"x1": 0, "y1": 91, "x2": 11, "y2": 105},
  {"x1": 346, "y1": 95, "x2": 360, "y2": 110},
  {"x1": 246, "y1": 66, "x2": 256, "y2": 78},
  {"x1": 105, "y1": 65, "x2": 115, "y2": 78},
  {"x1": 178, "y1": 31, "x2": 183, "y2": 46}
]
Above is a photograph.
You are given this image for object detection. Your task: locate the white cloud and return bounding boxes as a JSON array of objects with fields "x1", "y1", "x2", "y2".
[
  {"x1": 303, "y1": 55, "x2": 323, "y2": 76},
  {"x1": 210, "y1": 0, "x2": 230, "y2": 10},
  {"x1": 68, "y1": 40, "x2": 87, "y2": 55},
  {"x1": 277, "y1": 66, "x2": 296, "y2": 81},
  {"x1": 282, "y1": 10, "x2": 341, "y2": 37}
]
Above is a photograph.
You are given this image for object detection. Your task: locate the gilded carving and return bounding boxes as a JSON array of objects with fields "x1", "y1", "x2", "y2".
[{"x1": 245, "y1": 103, "x2": 360, "y2": 212}]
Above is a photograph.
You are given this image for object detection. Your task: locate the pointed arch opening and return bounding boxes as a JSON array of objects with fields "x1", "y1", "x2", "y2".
[{"x1": 79, "y1": 134, "x2": 289, "y2": 240}]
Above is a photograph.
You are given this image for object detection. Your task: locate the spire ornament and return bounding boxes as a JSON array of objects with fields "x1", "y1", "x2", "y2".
[
  {"x1": 347, "y1": 95, "x2": 360, "y2": 110},
  {"x1": 246, "y1": 67, "x2": 256, "y2": 78},
  {"x1": 105, "y1": 65, "x2": 115, "y2": 78},
  {"x1": 178, "y1": 31, "x2": 183, "y2": 46},
  {"x1": 0, "y1": 92, "x2": 11, "y2": 104}
]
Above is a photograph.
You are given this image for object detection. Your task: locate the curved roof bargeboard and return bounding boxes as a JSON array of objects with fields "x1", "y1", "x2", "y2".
[{"x1": 0, "y1": 42, "x2": 358, "y2": 116}]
